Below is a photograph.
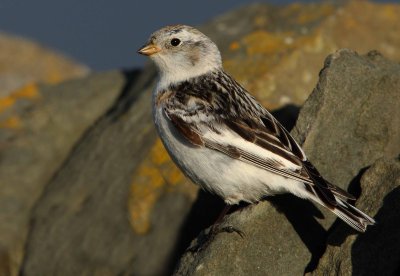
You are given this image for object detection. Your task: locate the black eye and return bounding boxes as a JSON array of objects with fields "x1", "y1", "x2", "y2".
[{"x1": 170, "y1": 38, "x2": 181, "y2": 46}]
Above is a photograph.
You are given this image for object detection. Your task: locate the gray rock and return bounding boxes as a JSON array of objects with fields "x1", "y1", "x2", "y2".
[
  {"x1": 292, "y1": 49, "x2": 400, "y2": 227},
  {"x1": 309, "y1": 158, "x2": 400, "y2": 276},
  {"x1": 175, "y1": 198, "x2": 326, "y2": 276},
  {"x1": 0, "y1": 71, "x2": 124, "y2": 276},
  {"x1": 19, "y1": 67, "x2": 163, "y2": 276},
  {"x1": 293, "y1": 49, "x2": 400, "y2": 188},
  {"x1": 0, "y1": 31, "x2": 89, "y2": 98},
  {"x1": 174, "y1": 50, "x2": 400, "y2": 275}
]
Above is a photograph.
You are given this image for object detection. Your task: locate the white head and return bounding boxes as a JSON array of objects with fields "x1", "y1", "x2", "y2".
[{"x1": 138, "y1": 25, "x2": 222, "y2": 89}]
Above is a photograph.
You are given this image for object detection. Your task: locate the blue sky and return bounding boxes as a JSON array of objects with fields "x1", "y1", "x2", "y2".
[{"x1": 0, "y1": 0, "x2": 397, "y2": 70}]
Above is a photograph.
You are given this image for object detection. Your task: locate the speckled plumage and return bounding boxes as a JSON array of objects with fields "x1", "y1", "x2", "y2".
[{"x1": 139, "y1": 25, "x2": 375, "y2": 232}]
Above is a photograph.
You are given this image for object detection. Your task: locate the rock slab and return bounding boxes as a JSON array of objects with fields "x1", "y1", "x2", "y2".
[{"x1": 309, "y1": 158, "x2": 400, "y2": 275}]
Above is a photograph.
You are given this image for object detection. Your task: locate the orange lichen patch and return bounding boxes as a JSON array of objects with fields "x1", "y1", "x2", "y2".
[
  {"x1": 379, "y1": 5, "x2": 399, "y2": 22},
  {"x1": 0, "y1": 83, "x2": 40, "y2": 113},
  {"x1": 129, "y1": 164, "x2": 164, "y2": 234},
  {"x1": 12, "y1": 83, "x2": 39, "y2": 99},
  {"x1": 0, "y1": 116, "x2": 22, "y2": 129},
  {"x1": 148, "y1": 139, "x2": 186, "y2": 186},
  {"x1": 243, "y1": 30, "x2": 287, "y2": 56},
  {"x1": 128, "y1": 139, "x2": 195, "y2": 235},
  {"x1": 0, "y1": 97, "x2": 15, "y2": 113},
  {"x1": 229, "y1": 41, "x2": 240, "y2": 51},
  {"x1": 224, "y1": 26, "x2": 329, "y2": 109},
  {"x1": 165, "y1": 166, "x2": 184, "y2": 187},
  {"x1": 150, "y1": 139, "x2": 171, "y2": 165}
]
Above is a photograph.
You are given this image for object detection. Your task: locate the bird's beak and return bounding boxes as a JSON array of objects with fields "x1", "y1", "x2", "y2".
[{"x1": 137, "y1": 43, "x2": 161, "y2": 56}]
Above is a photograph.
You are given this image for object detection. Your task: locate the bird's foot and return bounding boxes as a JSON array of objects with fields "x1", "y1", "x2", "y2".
[
  {"x1": 187, "y1": 223, "x2": 245, "y2": 252},
  {"x1": 220, "y1": 225, "x2": 246, "y2": 238}
]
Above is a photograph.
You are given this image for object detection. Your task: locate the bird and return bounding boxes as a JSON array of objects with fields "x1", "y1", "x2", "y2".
[{"x1": 137, "y1": 24, "x2": 375, "y2": 232}]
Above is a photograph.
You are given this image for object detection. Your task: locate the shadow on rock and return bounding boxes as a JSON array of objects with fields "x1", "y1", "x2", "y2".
[
  {"x1": 166, "y1": 190, "x2": 225, "y2": 275},
  {"x1": 268, "y1": 194, "x2": 327, "y2": 273},
  {"x1": 107, "y1": 68, "x2": 154, "y2": 121},
  {"x1": 268, "y1": 104, "x2": 326, "y2": 273},
  {"x1": 351, "y1": 187, "x2": 400, "y2": 275},
  {"x1": 327, "y1": 167, "x2": 371, "y2": 247},
  {"x1": 271, "y1": 104, "x2": 300, "y2": 132}
]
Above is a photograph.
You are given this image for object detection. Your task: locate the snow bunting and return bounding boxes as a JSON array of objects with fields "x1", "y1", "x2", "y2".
[{"x1": 138, "y1": 25, "x2": 375, "y2": 232}]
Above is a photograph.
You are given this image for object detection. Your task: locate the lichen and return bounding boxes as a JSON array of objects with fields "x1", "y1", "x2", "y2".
[{"x1": 128, "y1": 139, "x2": 197, "y2": 235}]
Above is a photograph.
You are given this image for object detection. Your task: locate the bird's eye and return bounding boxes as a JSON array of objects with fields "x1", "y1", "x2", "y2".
[{"x1": 170, "y1": 38, "x2": 181, "y2": 46}]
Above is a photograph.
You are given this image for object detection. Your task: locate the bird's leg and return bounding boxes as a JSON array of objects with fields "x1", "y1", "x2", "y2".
[
  {"x1": 213, "y1": 204, "x2": 232, "y2": 226},
  {"x1": 189, "y1": 205, "x2": 245, "y2": 252},
  {"x1": 211, "y1": 205, "x2": 245, "y2": 238}
]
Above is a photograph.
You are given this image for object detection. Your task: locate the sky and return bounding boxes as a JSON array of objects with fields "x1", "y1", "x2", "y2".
[{"x1": 0, "y1": 0, "x2": 397, "y2": 70}]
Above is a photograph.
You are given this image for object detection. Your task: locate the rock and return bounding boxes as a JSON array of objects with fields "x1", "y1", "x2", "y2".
[
  {"x1": 292, "y1": 49, "x2": 400, "y2": 227},
  {"x1": 203, "y1": 1, "x2": 400, "y2": 109},
  {"x1": 19, "y1": 65, "x2": 201, "y2": 276},
  {"x1": 0, "y1": 32, "x2": 89, "y2": 98},
  {"x1": 309, "y1": 158, "x2": 400, "y2": 276},
  {"x1": 0, "y1": 71, "x2": 127, "y2": 275},
  {"x1": 175, "y1": 198, "x2": 326, "y2": 276},
  {"x1": 174, "y1": 50, "x2": 400, "y2": 275},
  {"x1": 19, "y1": 62, "x2": 208, "y2": 275}
]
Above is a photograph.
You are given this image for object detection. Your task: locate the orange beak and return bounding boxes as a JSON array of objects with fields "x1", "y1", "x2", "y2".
[{"x1": 137, "y1": 43, "x2": 161, "y2": 56}]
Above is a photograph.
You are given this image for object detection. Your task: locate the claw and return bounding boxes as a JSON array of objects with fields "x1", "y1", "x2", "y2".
[
  {"x1": 221, "y1": 225, "x2": 246, "y2": 238},
  {"x1": 187, "y1": 224, "x2": 246, "y2": 252}
]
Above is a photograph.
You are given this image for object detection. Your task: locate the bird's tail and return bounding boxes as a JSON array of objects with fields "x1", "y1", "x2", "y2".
[
  {"x1": 329, "y1": 197, "x2": 375, "y2": 232},
  {"x1": 307, "y1": 185, "x2": 375, "y2": 232},
  {"x1": 301, "y1": 160, "x2": 375, "y2": 232}
]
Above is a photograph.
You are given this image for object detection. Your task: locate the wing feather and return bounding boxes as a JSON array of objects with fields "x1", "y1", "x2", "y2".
[{"x1": 161, "y1": 71, "x2": 354, "y2": 202}]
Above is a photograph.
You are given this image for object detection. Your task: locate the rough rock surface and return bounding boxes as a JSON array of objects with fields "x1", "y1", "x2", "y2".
[
  {"x1": 309, "y1": 158, "x2": 400, "y2": 276},
  {"x1": 292, "y1": 49, "x2": 400, "y2": 227},
  {"x1": 202, "y1": 1, "x2": 400, "y2": 109},
  {"x1": 0, "y1": 1, "x2": 400, "y2": 275},
  {"x1": 174, "y1": 50, "x2": 400, "y2": 275},
  {"x1": 0, "y1": 72, "x2": 126, "y2": 276},
  {"x1": 0, "y1": 32, "x2": 89, "y2": 97},
  {"x1": 19, "y1": 67, "x2": 188, "y2": 276}
]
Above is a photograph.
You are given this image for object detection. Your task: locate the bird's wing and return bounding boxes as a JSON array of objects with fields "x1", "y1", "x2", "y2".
[
  {"x1": 161, "y1": 72, "x2": 355, "y2": 201},
  {"x1": 165, "y1": 103, "x2": 313, "y2": 184}
]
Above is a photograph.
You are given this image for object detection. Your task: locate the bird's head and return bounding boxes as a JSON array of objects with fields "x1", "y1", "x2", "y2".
[{"x1": 138, "y1": 25, "x2": 222, "y2": 87}]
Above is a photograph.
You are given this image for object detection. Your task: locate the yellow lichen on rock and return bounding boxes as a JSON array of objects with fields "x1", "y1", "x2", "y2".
[
  {"x1": 0, "y1": 96, "x2": 15, "y2": 113},
  {"x1": 0, "y1": 83, "x2": 40, "y2": 112},
  {"x1": 222, "y1": 1, "x2": 400, "y2": 110},
  {"x1": 224, "y1": 28, "x2": 323, "y2": 109},
  {"x1": 0, "y1": 32, "x2": 89, "y2": 98},
  {"x1": 243, "y1": 30, "x2": 289, "y2": 56},
  {"x1": 0, "y1": 116, "x2": 22, "y2": 129},
  {"x1": 128, "y1": 139, "x2": 197, "y2": 235},
  {"x1": 12, "y1": 83, "x2": 40, "y2": 99},
  {"x1": 229, "y1": 41, "x2": 240, "y2": 51}
]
